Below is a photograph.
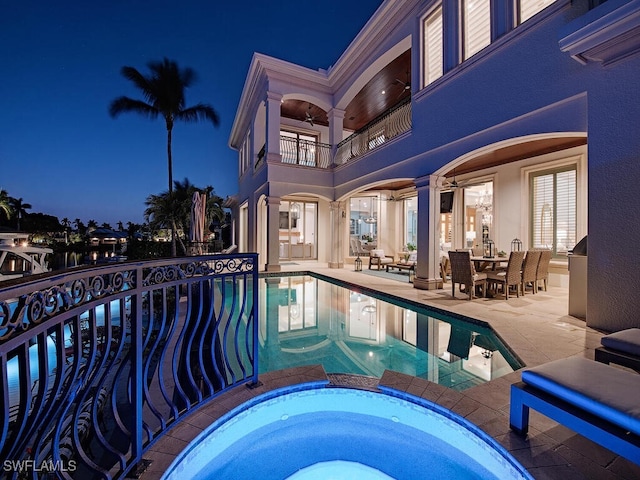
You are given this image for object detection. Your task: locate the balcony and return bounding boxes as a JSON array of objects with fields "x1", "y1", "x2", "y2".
[
  {"x1": 0, "y1": 255, "x2": 259, "y2": 478},
  {"x1": 335, "y1": 98, "x2": 412, "y2": 165},
  {"x1": 280, "y1": 136, "x2": 332, "y2": 169},
  {"x1": 254, "y1": 99, "x2": 412, "y2": 172}
]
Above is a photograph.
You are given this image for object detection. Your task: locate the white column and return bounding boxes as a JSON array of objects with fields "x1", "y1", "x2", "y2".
[
  {"x1": 329, "y1": 201, "x2": 345, "y2": 268},
  {"x1": 265, "y1": 195, "x2": 281, "y2": 272},
  {"x1": 413, "y1": 175, "x2": 442, "y2": 290},
  {"x1": 265, "y1": 91, "x2": 282, "y2": 163},
  {"x1": 328, "y1": 108, "x2": 345, "y2": 162}
]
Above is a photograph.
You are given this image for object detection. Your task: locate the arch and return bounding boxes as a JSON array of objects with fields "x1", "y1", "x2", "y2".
[
  {"x1": 335, "y1": 36, "x2": 411, "y2": 111},
  {"x1": 280, "y1": 93, "x2": 332, "y2": 113},
  {"x1": 434, "y1": 132, "x2": 588, "y2": 177}
]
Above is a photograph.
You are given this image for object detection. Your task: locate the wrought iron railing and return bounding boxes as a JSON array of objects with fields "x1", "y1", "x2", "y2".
[
  {"x1": 0, "y1": 254, "x2": 258, "y2": 479},
  {"x1": 335, "y1": 98, "x2": 412, "y2": 165},
  {"x1": 280, "y1": 136, "x2": 332, "y2": 169}
]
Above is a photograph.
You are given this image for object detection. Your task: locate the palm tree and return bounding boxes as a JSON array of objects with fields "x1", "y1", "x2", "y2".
[
  {"x1": 9, "y1": 197, "x2": 32, "y2": 231},
  {"x1": 109, "y1": 58, "x2": 220, "y2": 256},
  {"x1": 0, "y1": 189, "x2": 12, "y2": 221}
]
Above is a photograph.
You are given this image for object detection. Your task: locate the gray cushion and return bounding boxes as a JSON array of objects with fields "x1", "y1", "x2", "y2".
[
  {"x1": 601, "y1": 328, "x2": 640, "y2": 357},
  {"x1": 521, "y1": 356, "x2": 640, "y2": 435}
]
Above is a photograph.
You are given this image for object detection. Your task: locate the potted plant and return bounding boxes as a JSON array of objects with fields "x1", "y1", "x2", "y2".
[{"x1": 406, "y1": 242, "x2": 416, "y2": 252}]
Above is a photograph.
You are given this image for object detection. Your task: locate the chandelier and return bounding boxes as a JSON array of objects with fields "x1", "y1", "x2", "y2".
[
  {"x1": 475, "y1": 188, "x2": 492, "y2": 212},
  {"x1": 363, "y1": 198, "x2": 377, "y2": 224}
]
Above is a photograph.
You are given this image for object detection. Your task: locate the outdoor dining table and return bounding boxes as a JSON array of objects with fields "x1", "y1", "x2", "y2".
[{"x1": 470, "y1": 256, "x2": 508, "y2": 272}]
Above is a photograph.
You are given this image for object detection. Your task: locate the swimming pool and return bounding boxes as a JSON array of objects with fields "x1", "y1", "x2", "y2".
[
  {"x1": 162, "y1": 384, "x2": 533, "y2": 480},
  {"x1": 258, "y1": 274, "x2": 522, "y2": 391}
]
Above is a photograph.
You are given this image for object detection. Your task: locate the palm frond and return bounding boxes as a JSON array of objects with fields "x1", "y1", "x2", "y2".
[
  {"x1": 176, "y1": 104, "x2": 220, "y2": 126},
  {"x1": 120, "y1": 66, "x2": 156, "y2": 103},
  {"x1": 109, "y1": 97, "x2": 159, "y2": 119}
]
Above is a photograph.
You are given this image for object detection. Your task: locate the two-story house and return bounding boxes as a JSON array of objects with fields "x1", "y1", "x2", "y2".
[{"x1": 229, "y1": 0, "x2": 640, "y2": 333}]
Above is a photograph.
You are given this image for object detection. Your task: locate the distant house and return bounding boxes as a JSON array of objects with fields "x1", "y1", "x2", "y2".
[
  {"x1": 87, "y1": 227, "x2": 128, "y2": 250},
  {"x1": 228, "y1": 0, "x2": 640, "y2": 333}
]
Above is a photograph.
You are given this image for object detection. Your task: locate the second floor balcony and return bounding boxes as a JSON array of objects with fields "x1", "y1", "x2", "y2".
[{"x1": 255, "y1": 98, "x2": 412, "y2": 171}]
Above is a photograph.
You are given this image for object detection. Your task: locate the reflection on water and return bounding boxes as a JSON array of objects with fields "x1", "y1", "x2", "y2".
[{"x1": 259, "y1": 275, "x2": 521, "y2": 391}]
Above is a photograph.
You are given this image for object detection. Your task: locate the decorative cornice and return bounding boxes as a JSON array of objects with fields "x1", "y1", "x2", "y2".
[{"x1": 559, "y1": 0, "x2": 640, "y2": 65}]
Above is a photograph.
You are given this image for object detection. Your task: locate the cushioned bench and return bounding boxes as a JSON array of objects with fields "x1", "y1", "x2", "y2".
[
  {"x1": 595, "y1": 328, "x2": 640, "y2": 372},
  {"x1": 510, "y1": 356, "x2": 640, "y2": 465}
]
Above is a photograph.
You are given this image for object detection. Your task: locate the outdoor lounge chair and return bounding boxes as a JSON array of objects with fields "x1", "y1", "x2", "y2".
[
  {"x1": 448, "y1": 250, "x2": 486, "y2": 300},
  {"x1": 369, "y1": 249, "x2": 394, "y2": 270},
  {"x1": 595, "y1": 328, "x2": 640, "y2": 372},
  {"x1": 510, "y1": 356, "x2": 640, "y2": 465}
]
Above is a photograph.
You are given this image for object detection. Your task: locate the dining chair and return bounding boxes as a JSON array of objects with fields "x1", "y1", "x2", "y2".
[
  {"x1": 521, "y1": 250, "x2": 542, "y2": 295},
  {"x1": 535, "y1": 249, "x2": 552, "y2": 292},
  {"x1": 448, "y1": 250, "x2": 487, "y2": 300},
  {"x1": 486, "y1": 250, "x2": 525, "y2": 300}
]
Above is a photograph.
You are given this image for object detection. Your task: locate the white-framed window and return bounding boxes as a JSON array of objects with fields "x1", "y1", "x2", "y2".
[
  {"x1": 518, "y1": 0, "x2": 557, "y2": 24},
  {"x1": 239, "y1": 131, "x2": 250, "y2": 175},
  {"x1": 530, "y1": 166, "x2": 576, "y2": 256},
  {"x1": 463, "y1": 0, "x2": 491, "y2": 60},
  {"x1": 422, "y1": 4, "x2": 443, "y2": 87}
]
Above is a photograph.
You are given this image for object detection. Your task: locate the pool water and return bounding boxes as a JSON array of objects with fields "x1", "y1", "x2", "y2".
[
  {"x1": 162, "y1": 385, "x2": 533, "y2": 480},
  {"x1": 258, "y1": 275, "x2": 521, "y2": 391}
]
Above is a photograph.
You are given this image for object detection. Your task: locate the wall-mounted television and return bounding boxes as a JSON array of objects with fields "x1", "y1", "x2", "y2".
[{"x1": 440, "y1": 191, "x2": 454, "y2": 213}]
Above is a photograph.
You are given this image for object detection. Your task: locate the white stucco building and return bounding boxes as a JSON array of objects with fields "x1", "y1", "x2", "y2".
[{"x1": 229, "y1": 0, "x2": 640, "y2": 333}]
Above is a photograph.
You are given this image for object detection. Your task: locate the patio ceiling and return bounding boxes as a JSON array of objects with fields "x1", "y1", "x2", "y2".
[
  {"x1": 281, "y1": 50, "x2": 412, "y2": 132},
  {"x1": 365, "y1": 136, "x2": 587, "y2": 194}
]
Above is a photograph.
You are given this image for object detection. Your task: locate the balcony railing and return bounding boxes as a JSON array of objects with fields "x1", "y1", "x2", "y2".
[
  {"x1": 280, "y1": 136, "x2": 332, "y2": 169},
  {"x1": 0, "y1": 254, "x2": 258, "y2": 479},
  {"x1": 335, "y1": 98, "x2": 412, "y2": 165}
]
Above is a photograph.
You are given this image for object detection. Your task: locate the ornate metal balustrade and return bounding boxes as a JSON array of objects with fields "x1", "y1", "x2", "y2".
[
  {"x1": 279, "y1": 136, "x2": 332, "y2": 169},
  {"x1": 0, "y1": 254, "x2": 258, "y2": 479},
  {"x1": 335, "y1": 98, "x2": 412, "y2": 165}
]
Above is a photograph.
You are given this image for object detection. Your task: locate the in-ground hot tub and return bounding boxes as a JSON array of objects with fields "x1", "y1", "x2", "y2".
[{"x1": 163, "y1": 383, "x2": 532, "y2": 480}]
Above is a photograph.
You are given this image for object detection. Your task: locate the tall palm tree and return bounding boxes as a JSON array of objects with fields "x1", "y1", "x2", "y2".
[
  {"x1": 109, "y1": 58, "x2": 220, "y2": 256},
  {"x1": 9, "y1": 197, "x2": 32, "y2": 231}
]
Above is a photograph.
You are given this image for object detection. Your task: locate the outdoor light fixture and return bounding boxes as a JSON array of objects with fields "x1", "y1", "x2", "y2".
[
  {"x1": 483, "y1": 239, "x2": 495, "y2": 258},
  {"x1": 290, "y1": 202, "x2": 300, "y2": 219},
  {"x1": 511, "y1": 238, "x2": 522, "y2": 252},
  {"x1": 362, "y1": 304, "x2": 377, "y2": 314}
]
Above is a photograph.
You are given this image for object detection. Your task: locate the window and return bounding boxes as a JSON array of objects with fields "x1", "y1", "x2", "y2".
[
  {"x1": 280, "y1": 130, "x2": 318, "y2": 166},
  {"x1": 422, "y1": 4, "x2": 443, "y2": 86},
  {"x1": 463, "y1": 0, "x2": 491, "y2": 59},
  {"x1": 404, "y1": 197, "x2": 417, "y2": 248},
  {"x1": 239, "y1": 131, "x2": 250, "y2": 175},
  {"x1": 518, "y1": 0, "x2": 557, "y2": 24},
  {"x1": 531, "y1": 167, "x2": 576, "y2": 256},
  {"x1": 349, "y1": 196, "x2": 378, "y2": 255}
]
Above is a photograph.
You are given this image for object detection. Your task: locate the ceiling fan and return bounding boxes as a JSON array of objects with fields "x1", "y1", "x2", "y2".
[
  {"x1": 394, "y1": 71, "x2": 411, "y2": 99},
  {"x1": 443, "y1": 170, "x2": 463, "y2": 189},
  {"x1": 301, "y1": 104, "x2": 317, "y2": 126}
]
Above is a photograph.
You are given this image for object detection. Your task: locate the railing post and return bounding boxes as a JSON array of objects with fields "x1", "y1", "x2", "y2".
[
  {"x1": 130, "y1": 266, "x2": 144, "y2": 471},
  {"x1": 248, "y1": 261, "x2": 261, "y2": 388}
]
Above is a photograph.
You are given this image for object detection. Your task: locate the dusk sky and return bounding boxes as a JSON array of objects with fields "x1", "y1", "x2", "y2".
[{"x1": 1, "y1": 1, "x2": 383, "y2": 227}]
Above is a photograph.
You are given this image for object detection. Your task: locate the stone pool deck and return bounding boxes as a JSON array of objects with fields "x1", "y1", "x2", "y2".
[{"x1": 140, "y1": 265, "x2": 639, "y2": 480}]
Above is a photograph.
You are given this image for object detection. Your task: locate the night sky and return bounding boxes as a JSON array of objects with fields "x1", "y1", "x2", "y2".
[{"x1": 1, "y1": 1, "x2": 383, "y2": 226}]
